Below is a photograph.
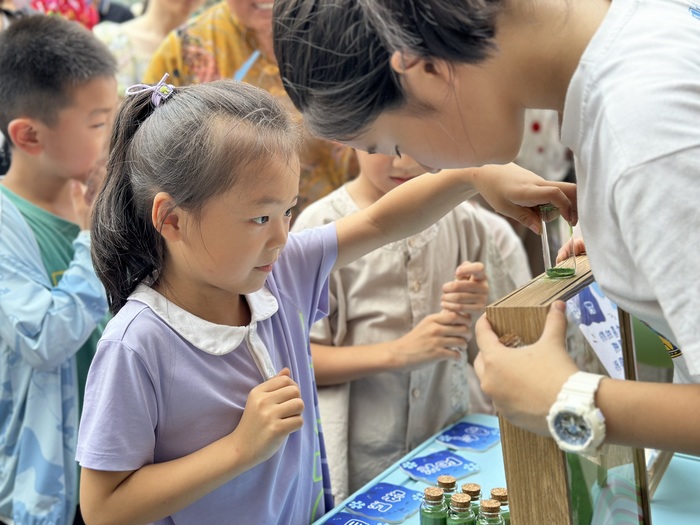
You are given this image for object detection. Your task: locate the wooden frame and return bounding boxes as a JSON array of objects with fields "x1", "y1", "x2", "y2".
[{"x1": 485, "y1": 256, "x2": 670, "y2": 524}]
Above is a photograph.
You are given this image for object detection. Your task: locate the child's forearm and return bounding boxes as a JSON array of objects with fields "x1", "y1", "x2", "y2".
[
  {"x1": 80, "y1": 432, "x2": 257, "y2": 525},
  {"x1": 312, "y1": 341, "x2": 402, "y2": 385}
]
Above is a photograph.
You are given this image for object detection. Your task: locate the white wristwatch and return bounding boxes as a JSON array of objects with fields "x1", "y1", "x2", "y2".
[{"x1": 546, "y1": 371, "x2": 606, "y2": 456}]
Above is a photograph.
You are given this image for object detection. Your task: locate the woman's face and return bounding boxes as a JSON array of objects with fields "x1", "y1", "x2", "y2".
[
  {"x1": 343, "y1": 58, "x2": 526, "y2": 171},
  {"x1": 227, "y1": 0, "x2": 273, "y2": 36}
]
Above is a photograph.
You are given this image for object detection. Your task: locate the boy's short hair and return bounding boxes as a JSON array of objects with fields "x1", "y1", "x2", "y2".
[{"x1": 0, "y1": 14, "x2": 117, "y2": 144}]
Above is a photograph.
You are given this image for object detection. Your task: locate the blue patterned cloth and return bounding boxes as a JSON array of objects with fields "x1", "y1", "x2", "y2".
[{"x1": 0, "y1": 193, "x2": 108, "y2": 524}]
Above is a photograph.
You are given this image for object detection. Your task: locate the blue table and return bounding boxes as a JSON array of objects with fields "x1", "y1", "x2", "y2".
[
  {"x1": 650, "y1": 453, "x2": 700, "y2": 522},
  {"x1": 314, "y1": 414, "x2": 700, "y2": 524},
  {"x1": 313, "y1": 414, "x2": 505, "y2": 525}
]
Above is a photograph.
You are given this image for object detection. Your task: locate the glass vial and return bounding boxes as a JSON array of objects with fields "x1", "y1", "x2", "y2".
[
  {"x1": 461, "y1": 483, "x2": 481, "y2": 516},
  {"x1": 539, "y1": 203, "x2": 575, "y2": 278},
  {"x1": 490, "y1": 488, "x2": 510, "y2": 525},
  {"x1": 447, "y1": 492, "x2": 476, "y2": 525},
  {"x1": 437, "y1": 474, "x2": 457, "y2": 505},
  {"x1": 477, "y1": 498, "x2": 504, "y2": 525},
  {"x1": 421, "y1": 486, "x2": 448, "y2": 525}
]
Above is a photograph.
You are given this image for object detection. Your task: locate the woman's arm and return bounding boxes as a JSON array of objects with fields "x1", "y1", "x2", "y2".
[{"x1": 474, "y1": 302, "x2": 700, "y2": 455}]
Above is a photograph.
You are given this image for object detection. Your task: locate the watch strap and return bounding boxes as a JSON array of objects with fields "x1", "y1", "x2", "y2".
[
  {"x1": 557, "y1": 371, "x2": 605, "y2": 406},
  {"x1": 548, "y1": 371, "x2": 607, "y2": 455}
]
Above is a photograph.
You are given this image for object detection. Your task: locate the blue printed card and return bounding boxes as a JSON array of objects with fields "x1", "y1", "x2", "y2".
[
  {"x1": 322, "y1": 512, "x2": 391, "y2": 525},
  {"x1": 344, "y1": 482, "x2": 422, "y2": 523},
  {"x1": 399, "y1": 449, "x2": 479, "y2": 484},
  {"x1": 436, "y1": 421, "x2": 501, "y2": 452}
]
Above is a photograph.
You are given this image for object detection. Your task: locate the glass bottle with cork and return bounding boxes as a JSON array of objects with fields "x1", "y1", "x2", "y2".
[
  {"x1": 538, "y1": 203, "x2": 576, "y2": 278},
  {"x1": 490, "y1": 487, "x2": 510, "y2": 525},
  {"x1": 477, "y1": 498, "x2": 505, "y2": 525},
  {"x1": 447, "y1": 492, "x2": 476, "y2": 525},
  {"x1": 421, "y1": 486, "x2": 448, "y2": 525},
  {"x1": 461, "y1": 482, "x2": 481, "y2": 516},
  {"x1": 437, "y1": 475, "x2": 457, "y2": 505}
]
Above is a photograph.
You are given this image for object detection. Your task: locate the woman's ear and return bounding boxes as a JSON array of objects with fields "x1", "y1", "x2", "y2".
[
  {"x1": 7, "y1": 118, "x2": 43, "y2": 156},
  {"x1": 389, "y1": 51, "x2": 453, "y2": 103},
  {"x1": 152, "y1": 192, "x2": 183, "y2": 242},
  {"x1": 389, "y1": 50, "x2": 422, "y2": 74}
]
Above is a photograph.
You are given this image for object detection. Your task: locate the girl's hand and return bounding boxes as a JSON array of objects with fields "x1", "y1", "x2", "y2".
[
  {"x1": 391, "y1": 310, "x2": 471, "y2": 369},
  {"x1": 231, "y1": 368, "x2": 305, "y2": 468},
  {"x1": 471, "y1": 163, "x2": 577, "y2": 234},
  {"x1": 473, "y1": 302, "x2": 579, "y2": 435},
  {"x1": 441, "y1": 261, "x2": 488, "y2": 316}
]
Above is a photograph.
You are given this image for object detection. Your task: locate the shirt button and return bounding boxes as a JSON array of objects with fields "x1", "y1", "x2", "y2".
[
  {"x1": 412, "y1": 281, "x2": 421, "y2": 292},
  {"x1": 411, "y1": 388, "x2": 421, "y2": 399}
]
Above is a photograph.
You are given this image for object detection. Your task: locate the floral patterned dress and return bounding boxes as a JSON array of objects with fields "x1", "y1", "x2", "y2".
[{"x1": 144, "y1": 1, "x2": 358, "y2": 217}]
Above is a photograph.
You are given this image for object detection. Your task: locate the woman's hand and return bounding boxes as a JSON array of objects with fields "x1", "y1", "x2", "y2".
[
  {"x1": 471, "y1": 163, "x2": 577, "y2": 235},
  {"x1": 473, "y1": 301, "x2": 580, "y2": 435}
]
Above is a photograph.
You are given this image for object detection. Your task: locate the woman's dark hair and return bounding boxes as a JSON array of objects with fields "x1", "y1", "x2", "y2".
[
  {"x1": 92, "y1": 80, "x2": 300, "y2": 314},
  {"x1": 273, "y1": 0, "x2": 502, "y2": 142}
]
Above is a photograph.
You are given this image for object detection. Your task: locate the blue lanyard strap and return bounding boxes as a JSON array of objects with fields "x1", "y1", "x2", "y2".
[{"x1": 233, "y1": 50, "x2": 261, "y2": 82}]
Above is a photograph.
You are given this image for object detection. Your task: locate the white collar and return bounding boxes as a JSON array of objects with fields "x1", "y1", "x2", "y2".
[{"x1": 129, "y1": 283, "x2": 279, "y2": 356}]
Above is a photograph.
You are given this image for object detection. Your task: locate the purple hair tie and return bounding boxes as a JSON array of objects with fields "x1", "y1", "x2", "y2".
[{"x1": 125, "y1": 73, "x2": 175, "y2": 107}]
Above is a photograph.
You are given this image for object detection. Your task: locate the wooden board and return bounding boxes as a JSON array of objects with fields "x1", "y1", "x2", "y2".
[
  {"x1": 485, "y1": 255, "x2": 658, "y2": 525},
  {"x1": 486, "y1": 256, "x2": 592, "y2": 524}
]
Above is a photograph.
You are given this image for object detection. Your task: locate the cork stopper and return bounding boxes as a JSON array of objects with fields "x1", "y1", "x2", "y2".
[
  {"x1": 461, "y1": 482, "x2": 481, "y2": 498},
  {"x1": 539, "y1": 203, "x2": 560, "y2": 222},
  {"x1": 437, "y1": 474, "x2": 457, "y2": 490},
  {"x1": 424, "y1": 486, "x2": 445, "y2": 502},
  {"x1": 480, "y1": 498, "x2": 502, "y2": 514},
  {"x1": 449, "y1": 492, "x2": 472, "y2": 510},
  {"x1": 490, "y1": 487, "x2": 508, "y2": 504},
  {"x1": 498, "y1": 333, "x2": 524, "y2": 348}
]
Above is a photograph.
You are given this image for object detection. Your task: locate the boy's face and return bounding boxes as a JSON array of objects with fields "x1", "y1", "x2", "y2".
[
  {"x1": 354, "y1": 149, "x2": 426, "y2": 202},
  {"x1": 39, "y1": 75, "x2": 117, "y2": 183}
]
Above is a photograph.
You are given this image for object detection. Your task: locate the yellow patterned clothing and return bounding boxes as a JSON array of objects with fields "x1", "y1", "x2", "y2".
[{"x1": 144, "y1": 1, "x2": 358, "y2": 217}]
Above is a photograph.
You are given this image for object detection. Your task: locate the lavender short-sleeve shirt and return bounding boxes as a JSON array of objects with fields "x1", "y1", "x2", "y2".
[{"x1": 76, "y1": 224, "x2": 337, "y2": 524}]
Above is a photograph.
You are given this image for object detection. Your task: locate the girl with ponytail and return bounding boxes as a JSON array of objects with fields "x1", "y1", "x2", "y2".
[{"x1": 78, "y1": 75, "x2": 569, "y2": 524}]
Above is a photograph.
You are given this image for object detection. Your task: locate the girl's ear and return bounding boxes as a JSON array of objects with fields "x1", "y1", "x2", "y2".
[
  {"x1": 7, "y1": 118, "x2": 43, "y2": 156},
  {"x1": 152, "y1": 192, "x2": 183, "y2": 242}
]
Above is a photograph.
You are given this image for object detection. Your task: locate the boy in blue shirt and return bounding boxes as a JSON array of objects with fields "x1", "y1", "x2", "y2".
[{"x1": 0, "y1": 14, "x2": 117, "y2": 525}]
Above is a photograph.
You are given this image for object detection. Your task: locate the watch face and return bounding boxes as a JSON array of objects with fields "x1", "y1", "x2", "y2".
[{"x1": 552, "y1": 410, "x2": 592, "y2": 446}]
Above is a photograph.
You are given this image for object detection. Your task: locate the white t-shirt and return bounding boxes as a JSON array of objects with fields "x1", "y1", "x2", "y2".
[{"x1": 561, "y1": 0, "x2": 700, "y2": 382}]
